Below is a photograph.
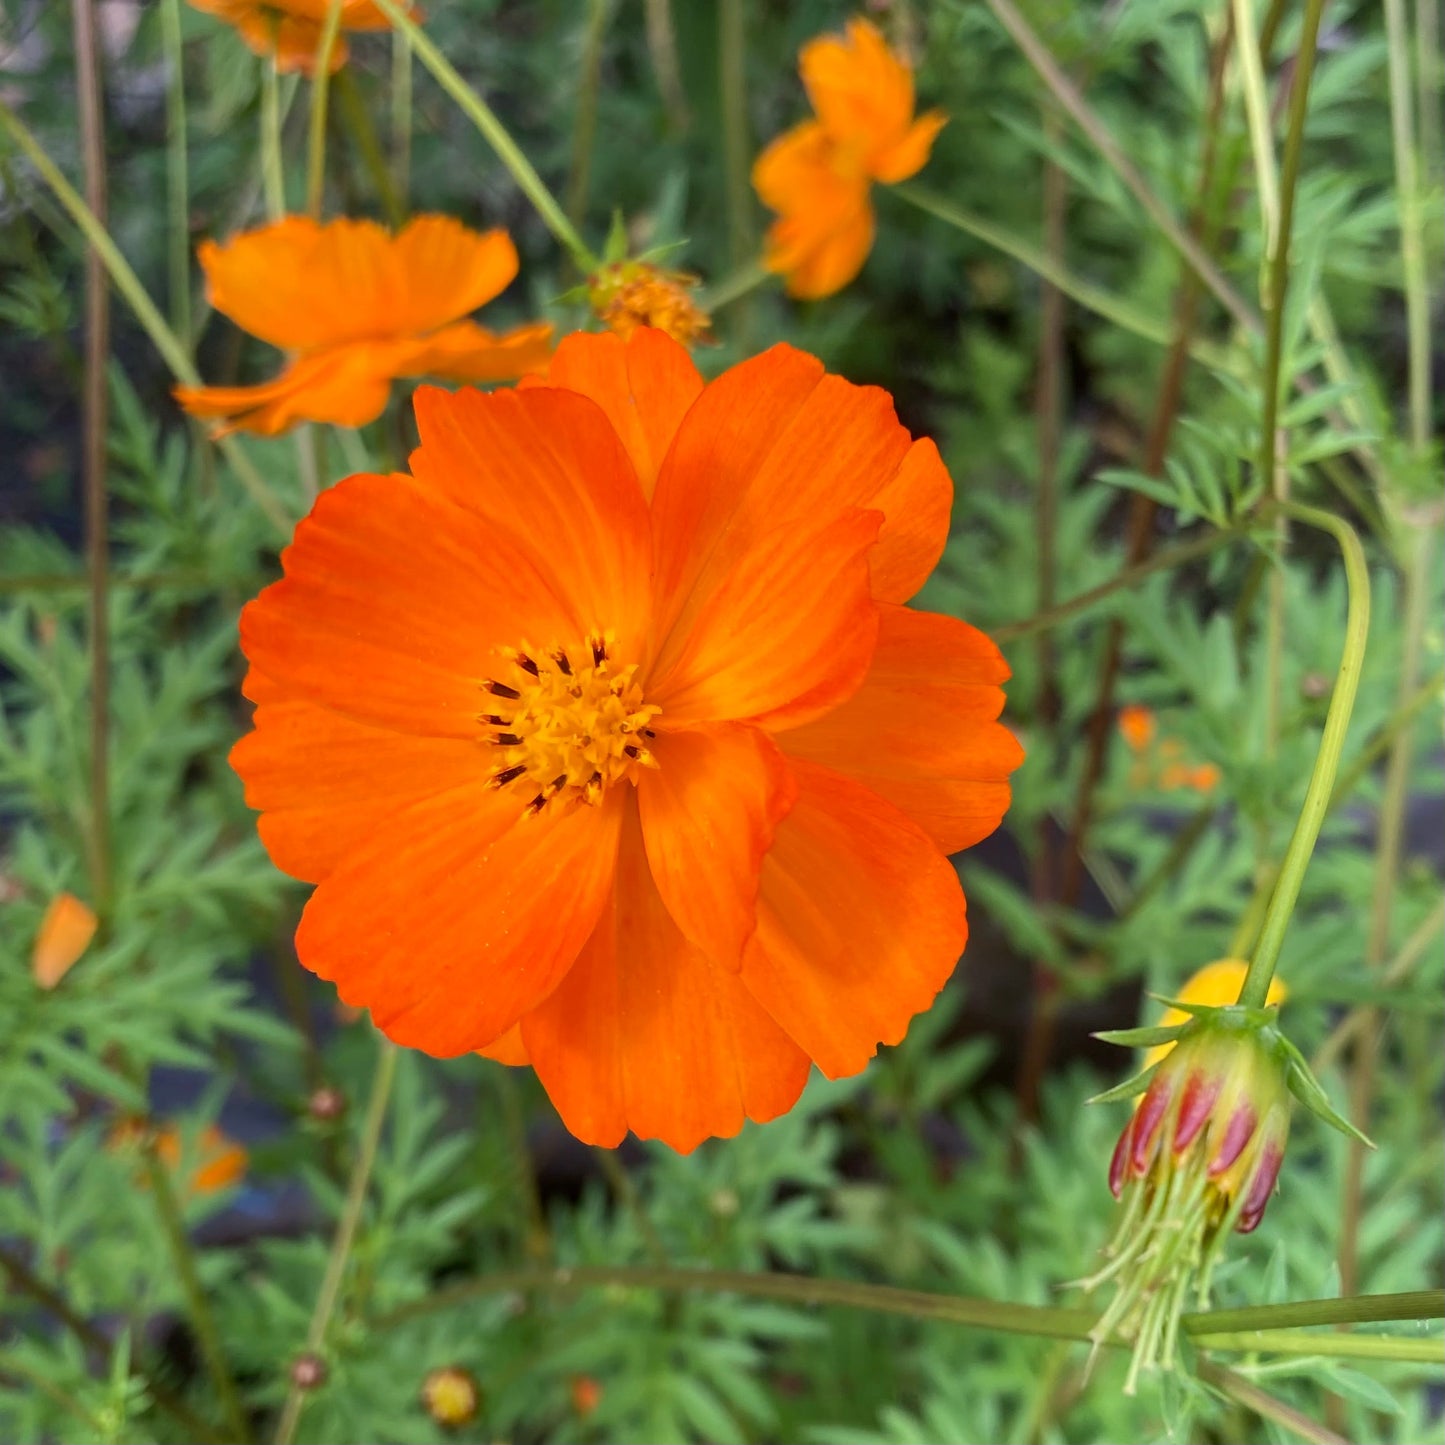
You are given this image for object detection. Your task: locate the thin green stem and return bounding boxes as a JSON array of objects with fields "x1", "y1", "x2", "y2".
[
  {"x1": 700, "y1": 259, "x2": 771, "y2": 312},
  {"x1": 1385, "y1": 0, "x2": 1432, "y2": 454},
  {"x1": 1191, "y1": 1290, "x2": 1445, "y2": 1332},
  {"x1": 1197, "y1": 1362, "x2": 1350, "y2": 1445},
  {"x1": 894, "y1": 184, "x2": 1238, "y2": 374},
  {"x1": 273, "y1": 1038, "x2": 399, "y2": 1445},
  {"x1": 980, "y1": 0, "x2": 1258, "y2": 336},
  {"x1": 390, "y1": 24, "x2": 412, "y2": 212},
  {"x1": 260, "y1": 57, "x2": 286, "y2": 219},
  {"x1": 305, "y1": 0, "x2": 344, "y2": 219},
  {"x1": 160, "y1": 0, "x2": 192, "y2": 352},
  {"x1": 371, "y1": 0, "x2": 594, "y2": 269},
  {"x1": 332, "y1": 70, "x2": 404, "y2": 228},
  {"x1": 992, "y1": 525, "x2": 1242, "y2": 643},
  {"x1": 1239, "y1": 505, "x2": 1370, "y2": 1009},
  {"x1": 142, "y1": 1145, "x2": 251, "y2": 1442},
  {"x1": 1193, "y1": 1329, "x2": 1444, "y2": 1364},
  {"x1": 719, "y1": 0, "x2": 753, "y2": 272},
  {"x1": 645, "y1": 0, "x2": 690, "y2": 134},
  {"x1": 1230, "y1": 0, "x2": 1279, "y2": 261},
  {"x1": 566, "y1": 0, "x2": 609, "y2": 231}
]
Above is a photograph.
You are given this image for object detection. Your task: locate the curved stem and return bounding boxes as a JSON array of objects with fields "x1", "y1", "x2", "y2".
[
  {"x1": 1238, "y1": 503, "x2": 1371, "y2": 1008},
  {"x1": 273, "y1": 1038, "x2": 399, "y2": 1445},
  {"x1": 370, "y1": 0, "x2": 595, "y2": 270}
]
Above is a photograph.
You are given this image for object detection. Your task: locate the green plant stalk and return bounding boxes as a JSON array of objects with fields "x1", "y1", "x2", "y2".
[
  {"x1": 159, "y1": 0, "x2": 192, "y2": 351},
  {"x1": 993, "y1": 525, "x2": 1243, "y2": 643},
  {"x1": 980, "y1": 0, "x2": 1258, "y2": 336},
  {"x1": 719, "y1": 0, "x2": 753, "y2": 272},
  {"x1": 0, "y1": 100, "x2": 293, "y2": 535},
  {"x1": 645, "y1": 0, "x2": 690, "y2": 133},
  {"x1": 566, "y1": 0, "x2": 609, "y2": 230},
  {"x1": 142, "y1": 1146, "x2": 250, "y2": 1442},
  {"x1": 261, "y1": 57, "x2": 286, "y2": 218},
  {"x1": 894, "y1": 185, "x2": 1238, "y2": 373},
  {"x1": 370, "y1": 0, "x2": 595, "y2": 269},
  {"x1": 699, "y1": 259, "x2": 771, "y2": 312},
  {"x1": 273, "y1": 1038, "x2": 399, "y2": 1445},
  {"x1": 372, "y1": 1262, "x2": 1442, "y2": 1343},
  {"x1": 390, "y1": 24, "x2": 412, "y2": 211},
  {"x1": 1197, "y1": 1362, "x2": 1350, "y2": 1445},
  {"x1": 305, "y1": 0, "x2": 344, "y2": 219},
  {"x1": 72, "y1": 0, "x2": 111, "y2": 918},
  {"x1": 1229, "y1": 0, "x2": 1279, "y2": 264},
  {"x1": 333, "y1": 70, "x2": 404, "y2": 228},
  {"x1": 1192, "y1": 1330, "x2": 1445, "y2": 1363},
  {"x1": 1239, "y1": 503, "x2": 1370, "y2": 1009},
  {"x1": 1385, "y1": 0, "x2": 1432, "y2": 455}
]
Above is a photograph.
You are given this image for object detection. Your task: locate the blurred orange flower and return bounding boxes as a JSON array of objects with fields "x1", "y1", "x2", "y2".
[
  {"x1": 110, "y1": 1121, "x2": 249, "y2": 1197},
  {"x1": 1117, "y1": 704, "x2": 1156, "y2": 753},
  {"x1": 32, "y1": 892, "x2": 98, "y2": 989},
  {"x1": 175, "y1": 215, "x2": 552, "y2": 437},
  {"x1": 587, "y1": 261, "x2": 711, "y2": 346},
  {"x1": 753, "y1": 18, "x2": 946, "y2": 298},
  {"x1": 186, "y1": 0, "x2": 410, "y2": 75},
  {"x1": 570, "y1": 1376, "x2": 603, "y2": 1417},
  {"x1": 231, "y1": 326, "x2": 1021, "y2": 1151}
]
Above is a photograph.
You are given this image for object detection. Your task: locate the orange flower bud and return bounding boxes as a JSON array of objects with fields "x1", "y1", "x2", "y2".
[
  {"x1": 32, "y1": 892, "x2": 98, "y2": 989},
  {"x1": 1116, "y1": 704, "x2": 1156, "y2": 753}
]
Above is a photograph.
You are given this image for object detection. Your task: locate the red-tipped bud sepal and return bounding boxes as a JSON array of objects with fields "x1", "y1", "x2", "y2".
[{"x1": 1106, "y1": 1018, "x2": 1290, "y2": 1236}]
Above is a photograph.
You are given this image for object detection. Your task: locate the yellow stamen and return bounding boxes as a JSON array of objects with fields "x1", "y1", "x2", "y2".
[{"x1": 480, "y1": 636, "x2": 660, "y2": 813}]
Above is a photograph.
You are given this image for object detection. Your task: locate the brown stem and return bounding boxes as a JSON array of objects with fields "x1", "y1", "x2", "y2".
[{"x1": 72, "y1": 0, "x2": 111, "y2": 915}]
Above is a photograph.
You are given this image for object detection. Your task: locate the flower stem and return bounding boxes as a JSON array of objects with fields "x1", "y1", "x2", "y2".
[
  {"x1": 718, "y1": 0, "x2": 753, "y2": 272},
  {"x1": 305, "y1": 0, "x2": 344, "y2": 220},
  {"x1": 699, "y1": 259, "x2": 771, "y2": 312},
  {"x1": 1197, "y1": 1362, "x2": 1350, "y2": 1445},
  {"x1": 566, "y1": 0, "x2": 610, "y2": 231},
  {"x1": 1238, "y1": 503, "x2": 1371, "y2": 1009},
  {"x1": 142, "y1": 1144, "x2": 251, "y2": 1442},
  {"x1": 273, "y1": 1037, "x2": 399, "y2": 1445},
  {"x1": 160, "y1": 0, "x2": 192, "y2": 352},
  {"x1": 390, "y1": 25, "x2": 412, "y2": 212},
  {"x1": 370, "y1": 0, "x2": 595, "y2": 270},
  {"x1": 1192, "y1": 1329, "x2": 1444, "y2": 1364},
  {"x1": 261, "y1": 57, "x2": 286, "y2": 219}
]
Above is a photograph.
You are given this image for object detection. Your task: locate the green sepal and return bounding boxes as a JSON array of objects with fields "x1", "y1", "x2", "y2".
[
  {"x1": 1087, "y1": 1058, "x2": 1162, "y2": 1106},
  {"x1": 602, "y1": 209, "x2": 630, "y2": 264},
  {"x1": 1092, "y1": 1023, "x2": 1190, "y2": 1048},
  {"x1": 1276, "y1": 1034, "x2": 1374, "y2": 1147}
]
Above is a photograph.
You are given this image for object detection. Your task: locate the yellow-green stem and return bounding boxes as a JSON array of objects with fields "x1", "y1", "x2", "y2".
[
  {"x1": 273, "y1": 1038, "x2": 399, "y2": 1445},
  {"x1": 719, "y1": 0, "x2": 753, "y2": 272},
  {"x1": 305, "y1": 0, "x2": 344, "y2": 219},
  {"x1": 371, "y1": 0, "x2": 595, "y2": 269},
  {"x1": 390, "y1": 25, "x2": 412, "y2": 211},
  {"x1": 1229, "y1": 0, "x2": 1279, "y2": 266},
  {"x1": 1239, "y1": 504, "x2": 1370, "y2": 1008},
  {"x1": 261, "y1": 57, "x2": 286, "y2": 218},
  {"x1": 566, "y1": 0, "x2": 609, "y2": 230}
]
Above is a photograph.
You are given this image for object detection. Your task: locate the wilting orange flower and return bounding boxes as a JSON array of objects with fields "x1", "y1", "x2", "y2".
[
  {"x1": 231, "y1": 327, "x2": 1022, "y2": 1151},
  {"x1": 587, "y1": 261, "x2": 711, "y2": 346},
  {"x1": 32, "y1": 892, "x2": 98, "y2": 989},
  {"x1": 752, "y1": 18, "x2": 946, "y2": 299},
  {"x1": 110, "y1": 1121, "x2": 249, "y2": 1197},
  {"x1": 175, "y1": 215, "x2": 552, "y2": 437},
  {"x1": 186, "y1": 0, "x2": 409, "y2": 75}
]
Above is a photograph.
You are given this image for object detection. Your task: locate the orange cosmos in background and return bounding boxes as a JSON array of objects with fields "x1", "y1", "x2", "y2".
[
  {"x1": 231, "y1": 326, "x2": 1022, "y2": 1151},
  {"x1": 31, "y1": 892, "x2": 98, "y2": 989},
  {"x1": 175, "y1": 215, "x2": 552, "y2": 437},
  {"x1": 752, "y1": 18, "x2": 946, "y2": 299},
  {"x1": 186, "y1": 0, "x2": 408, "y2": 75}
]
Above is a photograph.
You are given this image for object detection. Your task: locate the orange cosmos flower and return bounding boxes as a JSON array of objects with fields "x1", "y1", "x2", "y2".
[
  {"x1": 231, "y1": 327, "x2": 1022, "y2": 1151},
  {"x1": 186, "y1": 0, "x2": 409, "y2": 75},
  {"x1": 110, "y1": 1121, "x2": 249, "y2": 1197},
  {"x1": 175, "y1": 215, "x2": 552, "y2": 437},
  {"x1": 752, "y1": 18, "x2": 946, "y2": 299},
  {"x1": 1116, "y1": 704, "x2": 1156, "y2": 753}
]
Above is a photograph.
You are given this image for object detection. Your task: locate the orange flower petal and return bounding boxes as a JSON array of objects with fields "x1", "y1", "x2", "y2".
[
  {"x1": 231, "y1": 671, "x2": 486, "y2": 883},
  {"x1": 636, "y1": 723, "x2": 797, "y2": 969},
  {"x1": 751, "y1": 121, "x2": 852, "y2": 211},
  {"x1": 186, "y1": 0, "x2": 353, "y2": 74},
  {"x1": 190, "y1": 1125, "x2": 249, "y2": 1195},
  {"x1": 32, "y1": 892, "x2": 98, "y2": 989},
  {"x1": 240, "y1": 471, "x2": 582, "y2": 736},
  {"x1": 197, "y1": 215, "x2": 518, "y2": 353},
  {"x1": 765, "y1": 199, "x2": 877, "y2": 300},
  {"x1": 867, "y1": 437, "x2": 953, "y2": 603},
  {"x1": 175, "y1": 344, "x2": 399, "y2": 435},
  {"x1": 521, "y1": 800, "x2": 810, "y2": 1150},
  {"x1": 799, "y1": 18, "x2": 917, "y2": 166},
  {"x1": 872, "y1": 109, "x2": 948, "y2": 185},
  {"x1": 779, "y1": 606, "x2": 1023, "y2": 854},
  {"x1": 536, "y1": 328, "x2": 704, "y2": 498},
  {"x1": 297, "y1": 784, "x2": 624, "y2": 1054},
  {"x1": 478, "y1": 1023, "x2": 529, "y2": 1066},
  {"x1": 647, "y1": 507, "x2": 881, "y2": 729},
  {"x1": 410, "y1": 385, "x2": 653, "y2": 664},
  {"x1": 739, "y1": 760, "x2": 967, "y2": 1078},
  {"x1": 398, "y1": 320, "x2": 554, "y2": 384}
]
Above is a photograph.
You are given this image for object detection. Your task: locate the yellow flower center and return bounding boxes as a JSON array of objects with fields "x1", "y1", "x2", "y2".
[{"x1": 481, "y1": 637, "x2": 660, "y2": 812}]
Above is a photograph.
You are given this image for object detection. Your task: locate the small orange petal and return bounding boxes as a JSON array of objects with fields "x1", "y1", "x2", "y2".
[
  {"x1": 397, "y1": 320, "x2": 554, "y2": 385},
  {"x1": 190, "y1": 1125, "x2": 249, "y2": 1195},
  {"x1": 800, "y1": 18, "x2": 917, "y2": 165},
  {"x1": 871, "y1": 109, "x2": 948, "y2": 185},
  {"x1": 478, "y1": 1023, "x2": 529, "y2": 1067},
  {"x1": 1118, "y1": 704, "x2": 1157, "y2": 753},
  {"x1": 32, "y1": 893, "x2": 98, "y2": 989}
]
